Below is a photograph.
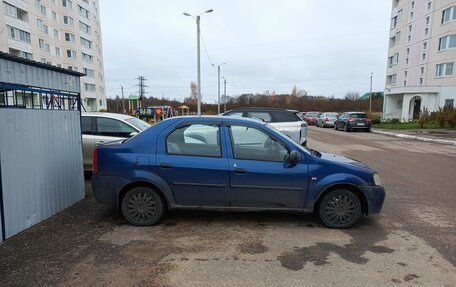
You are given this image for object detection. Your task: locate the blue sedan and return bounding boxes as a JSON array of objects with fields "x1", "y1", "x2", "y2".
[{"x1": 92, "y1": 116, "x2": 385, "y2": 229}]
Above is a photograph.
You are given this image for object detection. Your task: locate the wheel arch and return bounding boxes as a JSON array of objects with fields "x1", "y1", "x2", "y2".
[
  {"x1": 314, "y1": 183, "x2": 368, "y2": 215},
  {"x1": 118, "y1": 180, "x2": 171, "y2": 211}
]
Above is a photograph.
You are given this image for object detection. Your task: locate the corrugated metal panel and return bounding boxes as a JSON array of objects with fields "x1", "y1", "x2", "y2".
[
  {"x1": 0, "y1": 58, "x2": 80, "y2": 93},
  {"x1": 0, "y1": 109, "x2": 85, "y2": 239}
]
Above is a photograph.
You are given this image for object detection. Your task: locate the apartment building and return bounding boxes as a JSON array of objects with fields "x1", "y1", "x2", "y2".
[
  {"x1": 0, "y1": 0, "x2": 106, "y2": 111},
  {"x1": 384, "y1": 0, "x2": 456, "y2": 120}
]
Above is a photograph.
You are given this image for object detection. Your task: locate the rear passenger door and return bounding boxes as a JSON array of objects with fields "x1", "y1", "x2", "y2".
[
  {"x1": 156, "y1": 123, "x2": 230, "y2": 207},
  {"x1": 81, "y1": 116, "x2": 95, "y2": 170},
  {"x1": 94, "y1": 117, "x2": 137, "y2": 145}
]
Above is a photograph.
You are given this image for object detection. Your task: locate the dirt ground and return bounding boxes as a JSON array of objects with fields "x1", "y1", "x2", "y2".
[{"x1": 0, "y1": 127, "x2": 455, "y2": 287}]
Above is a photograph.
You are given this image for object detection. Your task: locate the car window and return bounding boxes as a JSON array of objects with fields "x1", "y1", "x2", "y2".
[
  {"x1": 81, "y1": 116, "x2": 93, "y2": 135},
  {"x1": 349, "y1": 113, "x2": 368, "y2": 118},
  {"x1": 230, "y1": 125, "x2": 289, "y2": 162},
  {"x1": 247, "y1": 112, "x2": 272, "y2": 122},
  {"x1": 305, "y1": 112, "x2": 320, "y2": 117},
  {"x1": 166, "y1": 124, "x2": 221, "y2": 157},
  {"x1": 96, "y1": 117, "x2": 136, "y2": 137},
  {"x1": 270, "y1": 111, "x2": 302, "y2": 122},
  {"x1": 327, "y1": 113, "x2": 338, "y2": 117},
  {"x1": 125, "y1": 117, "x2": 151, "y2": 131},
  {"x1": 224, "y1": 112, "x2": 243, "y2": 117}
]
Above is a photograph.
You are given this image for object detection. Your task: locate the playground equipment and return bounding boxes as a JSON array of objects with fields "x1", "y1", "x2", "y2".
[{"x1": 135, "y1": 106, "x2": 176, "y2": 124}]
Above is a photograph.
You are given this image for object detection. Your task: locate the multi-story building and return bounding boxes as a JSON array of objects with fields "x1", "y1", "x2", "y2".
[
  {"x1": 384, "y1": 0, "x2": 456, "y2": 120},
  {"x1": 0, "y1": 0, "x2": 106, "y2": 111}
]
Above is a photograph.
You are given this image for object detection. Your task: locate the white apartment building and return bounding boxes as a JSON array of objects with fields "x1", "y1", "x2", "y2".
[
  {"x1": 0, "y1": 0, "x2": 106, "y2": 111},
  {"x1": 384, "y1": 0, "x2": 456, "y2": 120}
]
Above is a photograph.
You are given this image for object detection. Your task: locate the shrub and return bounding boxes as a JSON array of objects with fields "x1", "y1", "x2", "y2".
[
  {"x1": 447, "y1": 108, "x2": 456, "y2": 128},
  {"x1": 435, "y1": 108, "x2": 446, "y2": 128},
  {"x1": 367, "y1": 112, "x2": 382, "y2": 124},
  {"x1": 417, "y1": 107, "x2": 430, "y2": 128}
]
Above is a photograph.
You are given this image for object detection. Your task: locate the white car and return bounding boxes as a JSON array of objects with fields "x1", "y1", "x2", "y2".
[
  {"x1": 81, "y1": 112, "x2": 150, "y2": 170},
  {"x1": 221, "y1": 108, "x2": 308, "y2": 146}
]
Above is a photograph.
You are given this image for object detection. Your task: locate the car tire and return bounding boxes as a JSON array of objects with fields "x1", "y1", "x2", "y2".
[
  {"x1": 366, "y1": 128, "x2": 371, "y2": 132},
  {"x1": 334, "y1": 123, "x2": 338, "y2": 130},
  {"x1": 121, "y1": 187, "x2": 165, "y2": 226},
  {"x1": 318, "y1": 189, "x2": 362, "y2": 229},
  {"x1": 344, "y1": 124, "x2": 350, "y2": 132}
]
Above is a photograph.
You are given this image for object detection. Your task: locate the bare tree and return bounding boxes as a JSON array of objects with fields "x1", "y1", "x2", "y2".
[{"x1": 345, "y1": 91, "x2": 360, "y2": 100}]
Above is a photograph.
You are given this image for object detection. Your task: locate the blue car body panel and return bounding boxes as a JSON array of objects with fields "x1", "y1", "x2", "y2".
[{"x1": 92, "y1": 116, "x2": 385, "y2": 216}]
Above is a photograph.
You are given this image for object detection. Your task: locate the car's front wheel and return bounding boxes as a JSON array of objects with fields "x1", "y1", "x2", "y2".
[
  {"x1": 121, "y1": 187, "x2": 165, "y2": 226},
  {"x1": 318, "y1": 189, "x2": 361, "y2": 228}
]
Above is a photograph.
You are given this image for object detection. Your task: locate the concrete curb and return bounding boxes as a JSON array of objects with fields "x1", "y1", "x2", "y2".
[{"x1": 371, "y1": 129, "x2": 456, "y2": 146}]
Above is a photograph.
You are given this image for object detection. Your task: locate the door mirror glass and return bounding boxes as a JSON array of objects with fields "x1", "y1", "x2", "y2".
[{"x1": 288, "y1": 150, "x2": 302, "y2": 163}]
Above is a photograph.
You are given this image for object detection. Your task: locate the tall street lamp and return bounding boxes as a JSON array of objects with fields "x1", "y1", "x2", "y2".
[
  {"x1": 183, "y1": 9, "x2": 213, "y2": 116},
  {"x1": 222, "y1": 76, "x2": 227, "y2": 112},
  {"x1": 212, "y1": 62, "x2": 226, "y2": 114}
]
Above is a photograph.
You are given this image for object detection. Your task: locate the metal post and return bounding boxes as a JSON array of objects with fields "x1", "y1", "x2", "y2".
[
  {"x1": 121, "y1": 85, "x2": 125, "y2": 113},
  {"x1": 369, "y1": 72, "x2": 373, "y2": 113},
  {"x1": 217, "y1": 65, "x2": 221, "y2": 114},
  {"x1": 196, "y1": 15, "x2": 202, "y2": 116},
  {"x1": 223, "y1": 77, "x2": 227, "y2": 112}
]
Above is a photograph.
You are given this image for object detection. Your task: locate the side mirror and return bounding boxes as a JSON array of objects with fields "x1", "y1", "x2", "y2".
[
  {"x1": 288, "y1": 150, "x2": 302, "y2": 164},
  {"x1": 129, "y1": 131, "x2": 139, "y2": 137}
]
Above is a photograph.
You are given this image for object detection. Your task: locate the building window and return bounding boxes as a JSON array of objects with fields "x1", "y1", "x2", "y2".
[
  {"x1": 405, "y1": 57, "x2": 409, "y2": 65},
  {"x1": 419, "y1": 77, "x2": 423, "y2": 85},
  {"x1": 403, "y1": 80, "x2": 407, "y2": 87},
  {"x1": 445, "y1": 99, "x2": 454, "y2": 108},
  {"x1": 442, "y1": 6, "x2": 456, "y2": 24},
  {"x1": 424, "y1": 27, "x2": 429, "y2": 36},
  {"x1": 436, "y1": 63, "x2": 454, "y2": 77},
  {"x1": 80, "y1": 37, "x2": 92, "y2": 49},
  {"x1": 62, "y1": 0, "x2": 72, "y2": 9},
  {"x1": 404, "y1": 71, "x2": 408, "y2": 78},
  {"x1": 408, "y1": 24, "x2": 412, "y2": 33},
  {"x1": 81, "y1": 52, "x2": 93, "y2": 63},
  {"x1": 387, "y1": 74, "x2": 397, "y2": 86},
  {"x1": 425, "y1": 16, "x2": 430, "y2": 26},
  {"x1": 4, "y1": 2, "x2": 28, "y2": 22},
  {"x1": 423, "y1": 42, "x2": 428, "y2": 50},
  {"x1": 420, "y1": 66, "x2": 425, "y2": 75},
  {"x1": 68, "y1": 66, "x2": 78, "y2": 71},
  {"x1": 78, "y1": 5, "x2": 89, "y2": 18},
  {"x1": 64, "y1": 32, "x2": 75, "y2": 43},
  {"x1": 422, "y1": 53, "x2": 426, "y2": 60},
  {"x1": 408, "y1": 34, "x2": 411, "y2": 43},
  {"x1": 83, "y1": 68, "x2": 95, "y2": 78},
  {"x1": 410, "y1": 11, "x2": 414, "y2": 20},
  {"x1": 84, "y1": 83, "x2": 96, "y2": 92},
  {"x1": 7, "y1": 25, "x2": 31, "y2": 43},
  {"x1": 79, "y1": 21, "x2": 91, "y2": 34},
  {"x1": 411, "y1": 1, "x2": 415, "y2": 9},
  {"x1": 388, "y1": 53, "x2": 399, "y2": 66},
  {"x1": 99, "y1": 100, "x2": 103, "y2": 107},
  {"x1": 36, "y1": 19, "x2": 48, "y2": 34},
  {"x1": 40, "y1": 5, "x2": 46, "y2": 16},
  {"x1": 51, "y1": 11, "x2": 57, "y2": 21},
  {"x1": 427, "y1": 1, "x2": 432, "y2": 11},
  {"x1": 38, "y1": 39, "x2": 50, "y2": 53},
  {"x1": 63, "y1": 15, "x2": 73, "y2": 25},
  {"x1": 55, "y1": 47, "x2": 60, "y2": 56},
  {"x1": 53, "y1": 29, "x2": 59, "y2": 39},
  {"x1": 406, "y1": 48, "x2": 410, "y2": 55},
  {"x1": 66, "y1": 49, "x2": 76, "y2": 59},
  {"x1": 35, "y1": 0, "x2": 41, "y2": 10},
  {"x1": 438, "y1": 34, "x2": 456, "y2": 50}
]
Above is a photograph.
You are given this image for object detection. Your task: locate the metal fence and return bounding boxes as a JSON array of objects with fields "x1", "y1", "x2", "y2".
[{"x1": 0, "y1": 109, "x2": 85, "y2": 241}]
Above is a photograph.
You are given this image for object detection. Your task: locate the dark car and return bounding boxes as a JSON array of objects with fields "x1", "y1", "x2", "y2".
[
  {"x1": 334, "y1": 112, "x2": 371, "y2": 132},
  {"x1": 303, "y1": 112, "x2": 320, "y2": 125},
  {"x1": 221, "y1": 107, "x2": 307, "y2": 146},
  {"x1": 92, "y1": 116, "x2": 385, "y2": 229}
]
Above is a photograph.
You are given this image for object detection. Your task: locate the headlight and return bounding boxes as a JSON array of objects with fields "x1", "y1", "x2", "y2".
[{"x1": 373, "y1": 173, "x2": 382, "y2": 186}]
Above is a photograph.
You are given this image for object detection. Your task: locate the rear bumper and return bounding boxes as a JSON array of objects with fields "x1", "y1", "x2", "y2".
[
  {"x1": 91, "y1": 175, "x2": 129, "y2": 208},
  {"x1": 347, "y1": 122, "x2": 371, "y2": 129},
  {"x1": 361, "y1": 185, "x2": 385, "y2": 215}
]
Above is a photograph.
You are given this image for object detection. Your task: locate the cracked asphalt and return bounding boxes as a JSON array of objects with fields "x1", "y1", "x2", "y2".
[{"x1": 0, "y1": 126, "x2": 455, "y2": 287}]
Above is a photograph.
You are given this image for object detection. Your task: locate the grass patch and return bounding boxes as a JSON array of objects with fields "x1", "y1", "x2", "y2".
[{"x1": 373, "y1": 122, "x2": 444, "y2": 129}]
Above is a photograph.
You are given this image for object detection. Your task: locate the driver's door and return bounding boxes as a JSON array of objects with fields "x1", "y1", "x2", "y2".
[{"x1": 226, "y1": 125, "x2": 308, "y2": 209}]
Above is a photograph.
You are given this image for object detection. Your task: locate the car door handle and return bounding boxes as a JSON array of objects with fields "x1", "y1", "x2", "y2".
[
  {"x1": 233, "y1": 168, "x2": 247, "y2": 175},
  {"x1": 159, "y1": 163, "x2": 173, "y2": 169}
]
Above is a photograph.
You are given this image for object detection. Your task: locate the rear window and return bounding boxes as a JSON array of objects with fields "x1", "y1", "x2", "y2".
[
  {"x1": 349, "y1": 113, "x2": 368, "y2": 118},
  {"x1": 270, "y1": 111, "x2": 302, "y2": 122},
  {"x1": 305, "y1": 112, "x2": 320, "y2": 117}
]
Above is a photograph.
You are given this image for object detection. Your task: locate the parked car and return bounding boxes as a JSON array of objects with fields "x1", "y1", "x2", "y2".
[
  {"x1": 297, "y1": 112, "x2": 307, "y2": 120},
  {"x1": 302, "y1": 111, "x2": 320, "y2": 125},
  {"x1": 92, "y1": 116, "x2": 385, "y2": 229},
  {"x1": 221, "y1": 107, "x2": 308, "y2": 146},
  {"x1": 316, "y1": 112, "x2": 339, "y2": 128},
  {"x1": 334, "y1": 112, "x2": 371, "y2": 132},
  {"x1": 82, "y1": 112, "x2": 150, "y2": 170}
]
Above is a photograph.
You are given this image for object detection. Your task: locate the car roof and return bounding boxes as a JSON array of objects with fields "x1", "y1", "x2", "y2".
[
  {"x1": 345, "y1": 111, "x2": 367, "y2": 114},
  {"x1": 225, "y1": 107, "x2": 299, "y2": 113},
  {"x1": 81, "y1": 112, "x2": 136, "y2": 120},
  {"x1": 165, "y1": 115, "x2": 268, "y2": 126}
]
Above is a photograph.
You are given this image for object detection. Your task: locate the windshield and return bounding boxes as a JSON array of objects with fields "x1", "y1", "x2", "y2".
[{"x1": 125, "y1": 118, "x2": 151, "y2": 131}]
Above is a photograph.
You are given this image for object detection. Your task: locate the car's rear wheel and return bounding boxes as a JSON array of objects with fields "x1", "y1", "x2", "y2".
[
  {"x1": 318, "y1": 189, "x2": 361, "y2": 228},
  {"x1": 344, "y1": 124, "x2": 350, "y2": 132},
  {"x1": 366, "y1": 128, "x2": 371, "y2": 132},
  {"x1": 121, "y1": 187, "x2": 164, "y2": 226},
  {"x1": 334, "y1": 123, "x2": 338, "y2": 130}
]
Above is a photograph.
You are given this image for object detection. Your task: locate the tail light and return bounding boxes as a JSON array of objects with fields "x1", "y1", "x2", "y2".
[
  {"x1": 93, "y1": 147, "x2": 99, "y2": 175},
  {"x1": 301, "y1": 122, "x2": 307, "y2": 127},
  {"x1": 348, "y1": 117, "x2": 356, "y2": 122}
]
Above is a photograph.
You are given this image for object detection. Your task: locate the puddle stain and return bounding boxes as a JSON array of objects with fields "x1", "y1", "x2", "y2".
[{"x1": 238, "y1": 242, "x2": 269, "y2": 254}]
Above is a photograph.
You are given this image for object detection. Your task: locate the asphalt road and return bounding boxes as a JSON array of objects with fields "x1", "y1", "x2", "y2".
[{"x1": 0, "y1": 126, "x2": 455, "y2": 287}]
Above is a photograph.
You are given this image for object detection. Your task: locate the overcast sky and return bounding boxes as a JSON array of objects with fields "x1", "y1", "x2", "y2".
[{"x1": 99, "y1": 0, "x2": 392, "y2": 102}]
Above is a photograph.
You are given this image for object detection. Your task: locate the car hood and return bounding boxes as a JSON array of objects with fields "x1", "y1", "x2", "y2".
[{"x1": 319, "y1": 152, "x2": 372, "y2": 170}]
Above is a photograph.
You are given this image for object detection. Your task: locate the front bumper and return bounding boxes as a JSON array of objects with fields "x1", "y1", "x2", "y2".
[
  {"x1": 360, "y1": 185, "x2": 386, "y2": 215},
  {"x1": 92, "y1": 175, "x2": 129, "y2": 208}
]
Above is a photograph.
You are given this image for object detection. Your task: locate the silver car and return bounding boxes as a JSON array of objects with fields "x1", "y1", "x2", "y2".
[
  {"x1": 221, "y1": 108, "x2": 308, "y2": 146},
  {"x1": 81, "y1": 112, "x2": 150, "y2": 170},
  {"x1": 316, "y1": 112, "x2": 339, "y2": 128}
]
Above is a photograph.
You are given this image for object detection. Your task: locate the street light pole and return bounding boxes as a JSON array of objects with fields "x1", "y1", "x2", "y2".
[
  {"x1": 212, "y1": 63, "x2": 226, "y2": 114},
  {"x1": 184, "y1": 9, "x2": 213, "y2": 116},
  {"x1": 223, "y1": 77, "x2": 227, "y2": 112},
  {"x1": 369, "y1": 72, "x2": 373, "y2": 113}
]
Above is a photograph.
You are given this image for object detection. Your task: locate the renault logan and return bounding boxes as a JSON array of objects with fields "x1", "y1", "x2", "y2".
[{"x1": 92, "y1": 116, "x2": 385, "y2": 229}]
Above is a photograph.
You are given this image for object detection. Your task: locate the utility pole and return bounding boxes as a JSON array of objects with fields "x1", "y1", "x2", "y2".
[
  {"x1": 136, "y1": 76, "x2": 148, "y2": 108},
  {"x1": 121, "y1": 85, "x2": 125, "y2": 113},
  {"x1": 212, "y1": 63, "x2": 226, "y2": 114},
  {"x1": 369, "y1": 72, "x2": 373, "y2": 112},
  {"x1": 223, "y1": 77, "x2": 227, "y2": 112}
]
